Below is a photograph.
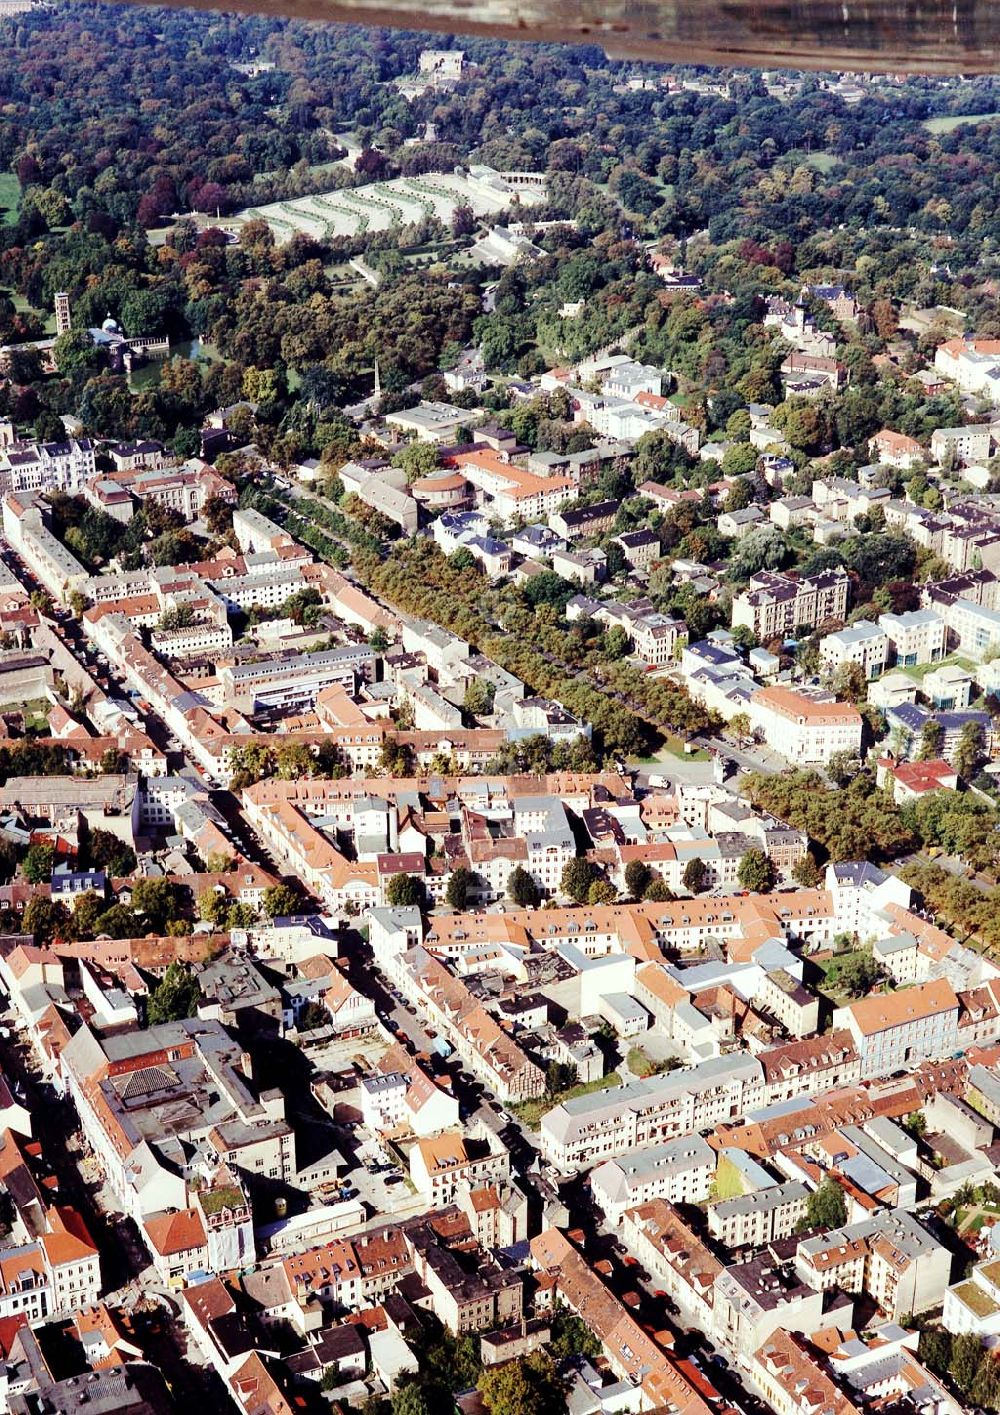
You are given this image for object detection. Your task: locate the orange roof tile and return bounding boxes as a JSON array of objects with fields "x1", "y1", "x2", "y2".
[
  {"x1": 845, "y1": 978, "x2": 959, "y2": 1037},
  {"x1": 144, "y1": 1208, "x2": 207, "y2": 1257},
  {"x1": 753, "y1": 685, "x2": 862, "y2": 724}
]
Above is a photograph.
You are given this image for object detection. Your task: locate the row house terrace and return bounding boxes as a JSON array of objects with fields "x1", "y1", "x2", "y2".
[
  {"x1": 539, "y1": 1052, "x2": 766, "y2": 1169},
  {"x1": 422, "y1": 890, "x2": 837, "y2": 968},
  {"x1": 398, "y1": 946, "x2": 545, "y2": 1103},
  {"x1": 530, "y1": 1227, "x2": 714, "y2": 1414},
  {"x1": 620, "y1": 1198, "x2": 723, "y2": 1335},
  {"x1": 540, "y1": 1030, "x2": 866, "y2": 1171}
]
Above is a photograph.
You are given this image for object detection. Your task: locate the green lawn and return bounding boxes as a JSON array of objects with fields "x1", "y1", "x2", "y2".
[
  {"x1": 513, "y1": 1071, "x2": 622, "y2": 1129},
  {"x1": 895, "y1": 653, "x2": 976, "y2": 684},
  {"x1": 924, "y1": 112, "x2": 1000, "y2": 133},
  {"x1": 633, "y1": 736, "x2": 709, "y2": 764},
  {"x1": 0, "y1": 173, "x2": 20, "y2": 226},
  {"x1": 9, "y1": 290, "x2": 54, "y2": 334},
  {"x1": 803, "y1": 152, "x2": 840, "y2": 172},
  {"x1": 627, "y1": 1046, "x2": 680, "y2": 1079},
  {"x1": 662, "y1": 736, "x2": 710, "y2": 761},
  {"x1": 16, "y1": 698, "x2": 56, "y2": 733}
]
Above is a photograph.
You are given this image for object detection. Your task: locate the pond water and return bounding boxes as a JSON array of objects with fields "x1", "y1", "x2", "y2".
[{"x1": 128, "y1": 337, "x2": 221, "y2": 391}]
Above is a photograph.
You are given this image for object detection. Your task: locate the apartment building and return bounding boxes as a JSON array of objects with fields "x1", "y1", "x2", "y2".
[
  {"x1": 530, "y1": 1228, "x2": 714, "y2": 1413},
  {"x1": 885, "y1": 701, "x2": 994, "y2": 766},
  {"x1": 2, "y1": 493, "x2": 88, "y2": 602},
  {"x1": 824, "y1": 861, "x2": 913, "y2": 942},
  {"x1": 208, "y1": 566, "x2": 310, "y2": 613},
  {"x1": 935, "y1": 337, "x2": 1000, "y2": 400},
  {"x1": 752, "y1": 1330, "x2": 862, "y2": 1415},
  {"x1": 615, "y1": 528, "x2": 660, "y2": 569},
  {"x1": 540, "y1": 1023, "x2": 861, "y2": 1170},
  {"x1": 732, "y1": 568, "x2": 850, "y2": 640},
  {"x1": 818, "y1": 620, "x2": 888, "y2": 680},
  {"x1": 409, "y1": 1130, "x2": 510, "y2": 1205},
  {"x1": 247, "y1": 1226, "x2": 414, "y2": 1325},
  {"x1": 108, "y1": 438, "x2": 167, "y2": 472},
  {"x1": 631, "y1": 610, "x2": 686, "y2": 664},
  {"x1": 934, "y1": 593, "x2": 1000, "y2": 660},
  {"x1": 591, "y1": 1136, "x2": 716, "y2": 1225},
  {"x1": 232, "y1": 507, "x2": 291, "y2": 554},
  {"x1": 406, "y1": 1213, "x2": 523, "y2": 1334},
  {"x1": 150, "y1": 618, "x2": 234, "y2": 661},
  {"x1": 363, "y1": 1048, "x2": 459, "y2": 1138},
  {"x1": 828, "y1": 1325, "x2": 961, "y2": 1415},
  {"x1": 242, "y1": 790, "x2": 380, "y2": 913},
  {"x1": 707, "y1": 1181, "x2": 810, "y2": 1250},
  {"x1": 4, "y1": 438, "x2": 96, "y2": 495},
  {"x1": 405, "y1": 886, "x2": 838, "y2": 973},
  {"x1": 397, "y1": 946, "x2": 546, "y2": 1104},
  {"x1": 461, "y1": 792, "x2": 576, "y2": 900},
  {"x1": 0, "y1": 1221, "x2": 101, "y2": 1324},
  {"x1": 834, "y1": 978, "x2": 960, "y2": 1076},
  {"x1": 750, "y1": 686, "x2": 863, "y2": 765},
  {"x1": 756, "y1": 969, "x2": 821, "y2": 1039},
  {"x1": 548, "y1": 499, "x2": 619, "y2": 540},
  {"x1": 944, "y1": 1255, "x2": 1000, "y2": 1342},
  {"x1": 878, "y1": 608, "x2": 948, "y2": 666},
  {"x1": 713, "y1": 1241, "x2": 830, "y2": 1357},
  {"x1": 812, "y1": 478, "x2": 891, "y2": 524},
  {"x1": 620, "y1": 1200, "x2": 722, "y2": 1334},
  {"x1": 868, "y1": 429, "x2": 923, "y2": 470},
  {"x1": 145, "y1": 1174, "x2": 253, "y2": 1287},
  {"x1": 930, "y1": 424, "x2": 993, "y2": 464},
  {"x1": 797, "y1": 1208, "x2": 951, "y2": 1318},
  {"x1": 541, "y1": 1053, "x2": 765, "y2": 1168}
]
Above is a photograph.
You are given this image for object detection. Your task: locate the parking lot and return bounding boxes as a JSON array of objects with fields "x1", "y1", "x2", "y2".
[
  {"x1": 311, "y1": 1129, "x2": 428, "y2": 1224},
  {"x1": 351, "y1": 1150, "x2": 427, "y2": 1222}
]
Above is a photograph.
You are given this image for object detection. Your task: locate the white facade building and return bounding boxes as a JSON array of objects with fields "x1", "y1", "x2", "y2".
[{"x1": 818, "y1": 620, "x2": 888, "y2": 680}]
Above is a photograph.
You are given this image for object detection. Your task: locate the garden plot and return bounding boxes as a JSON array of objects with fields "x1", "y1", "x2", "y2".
[{"x1": 238, "y1": 170, "x2": 545, "y2": 244}]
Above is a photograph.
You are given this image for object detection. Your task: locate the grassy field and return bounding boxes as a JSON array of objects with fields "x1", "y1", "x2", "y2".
[
  {"x1": 633, "y1": 735, "x2": 710, "y2": 765},
  {"x1": 9, "y1": 290, "x2": 55, "y2": 334},
  {"x1": 0, "y1": 173, "x2": 20, "y2": 226},
  {"x1": 17, "y1": 698, "x2": 55, "y2": 733},
  {"x1": 803, "y1": 152, "x2": 840, "y2": 172},
  {"x1": 662, "y1": 735, "x2": 710, "y2": 762},
  {"x1": 924, "y1": 112, "x2": 1000, "y2": 134}
]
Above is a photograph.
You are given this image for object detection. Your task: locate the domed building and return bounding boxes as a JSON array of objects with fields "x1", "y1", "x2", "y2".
[
  {"x1": 85, "y1": 311, "x2": 169, "y2": 375},
  {"x1": 410, "y1": 468, "x2": 472, "y2": 511}
]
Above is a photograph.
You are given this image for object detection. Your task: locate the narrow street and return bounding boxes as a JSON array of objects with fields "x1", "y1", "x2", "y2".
[{"x1": 558, "y1": 1173, "x2": 765, "y2": 1415}]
